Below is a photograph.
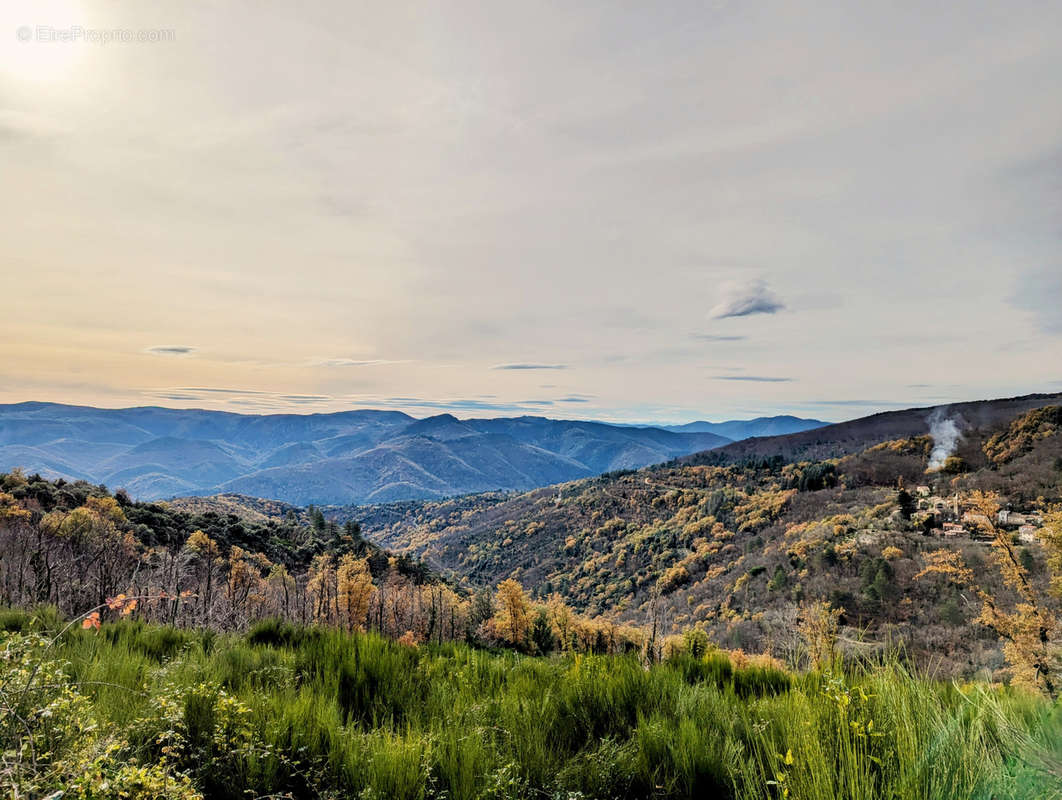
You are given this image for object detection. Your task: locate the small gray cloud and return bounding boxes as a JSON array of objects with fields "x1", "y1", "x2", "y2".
[
  {"x1": 492, "y1": 363, "x2": 568, "y2": 370},
  {"x1": 711, "y1": 375, "x2": 793, "y2": 382},
  {"x1": 709, "y1": 280, "x2": 785, "y2": 319},
  {"x1": 146, "y1": 345, "x2": 196, "y2": 356},
  {"x1": 692, "y1": 334, "x2": 748, "y2": 342},
  {"x1": 556, "y1": 396, "x2": 591, "y2": 403}
]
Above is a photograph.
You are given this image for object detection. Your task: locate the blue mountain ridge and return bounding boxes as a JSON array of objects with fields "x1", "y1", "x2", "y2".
[{"x1": 0, "y1": 402, "x2": 822, "y2": 505}]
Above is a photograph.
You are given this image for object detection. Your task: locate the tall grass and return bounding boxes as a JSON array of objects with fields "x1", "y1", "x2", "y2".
[{"x1": 6, "y1": 612, "x2": 1059, "y2": 800}]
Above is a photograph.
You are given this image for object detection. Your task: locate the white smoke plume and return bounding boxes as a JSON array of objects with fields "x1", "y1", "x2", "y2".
[{"x1": 926, "y1": 408, "x2": 962, "y2": 471}]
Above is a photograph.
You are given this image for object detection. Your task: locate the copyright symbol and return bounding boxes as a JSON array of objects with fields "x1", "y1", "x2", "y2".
[{"x1": 16, "y1": 26, "x2": 32, "y2": 42}]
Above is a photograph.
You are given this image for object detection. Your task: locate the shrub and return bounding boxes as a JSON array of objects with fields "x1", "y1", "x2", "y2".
[{"x1": 5, "y1": 618, "x2": 1059, "y2": 800}]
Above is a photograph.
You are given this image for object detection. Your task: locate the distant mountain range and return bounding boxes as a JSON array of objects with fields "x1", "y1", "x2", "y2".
[
  {"x1": 660, "y1": 415, "x2": 825, "y2": 439},
  {"x1": 0, "y1": 402, "x2": 810, "y2": 505}
]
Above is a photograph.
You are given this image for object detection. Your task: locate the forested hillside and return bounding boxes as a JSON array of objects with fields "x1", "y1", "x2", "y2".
[
  {"x1": 362, "y1": 398, "x2": 1062, "y2": 680},
  {"x1": 0, "y1": 470, "x2": 646, "y2": 652},
  {"x1": 0, "y1": 469, "x2": 442, "y2": 633}
]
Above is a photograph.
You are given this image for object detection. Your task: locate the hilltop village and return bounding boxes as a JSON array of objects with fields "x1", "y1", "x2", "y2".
[{"x1": 909, "y1": 484, "x2": 1044, "y2": 542}]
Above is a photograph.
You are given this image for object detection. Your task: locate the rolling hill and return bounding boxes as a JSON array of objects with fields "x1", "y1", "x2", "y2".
[
  {"x1": 689, "y1": 393, "x2": 1062, "y2": 465},
  {"x1": 0, "y1": 402, "x2": 748, "y2": 504}
]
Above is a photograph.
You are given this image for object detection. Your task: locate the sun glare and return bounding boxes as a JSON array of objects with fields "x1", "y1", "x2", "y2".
[{"x1": 0, "y1": 0, "x2": 86, "y2": 83}]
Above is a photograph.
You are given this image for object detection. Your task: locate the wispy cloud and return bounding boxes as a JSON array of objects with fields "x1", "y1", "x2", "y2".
[
  {"x1": 492, "y1": 363, "x2": 568, "y2": 370},
  {"x1": 141, "y1": 387, "x2": 335, "y2": 410},
  {"x1": 381, "y1": 397, "x2": 546, "y2": 413},
  {"x1": 709, "y1": 280, "x2": 785, "y2": 320},
  {"x1": 711, "y1": 375, "x2": 793, "y2": 383},
  {"x1": 145, "y1": 345, "x2": 196, "y2": 356},
  {"x1": 175, "y1": 387, "x2": 272, "y2": 395},
  {"x1": 352, "y1": 394, "x2": 604, "y2": 416},
  {"x1": 307, "y1": 358, "x2": 406, "y2": 368},
  {"x1": 692, "y1": 334, "x2": 748, "y2": 342},
  {"x1": 793, "y1": 399, "x2": 913, "y2": 407}
]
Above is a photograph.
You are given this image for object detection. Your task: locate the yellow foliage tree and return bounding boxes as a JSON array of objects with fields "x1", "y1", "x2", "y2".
[
  {"x1": 1041, "y1": 508, "x2": 1062, "y2": 601},
  {"x1": 917, "y1": 491, "x2": 1058, "y2": 696},
  {"x1": 797, "y1": 600, "x2": 843, "y2": 671},
  {"x1": 337, "y1": 555, "x2": 374, "y2": 632},
  {"x1": 914, "y1": 549, "x2": 974, "y2": 586},
  {"x1": 84, "y1": 495, "x2": 127, "y2": 525},
  {"x1": 493, "y1": 578, "x2": 532, "y2": 646},
  {"x1": 0, "y1": 491, "x2": 31, "y2": 523},
  {"x1": 51, "y1": 499, "x2": 138, "y2": 608},
  {"x1": 971, "y1": 493, "x2": 1056, "y2": 695},
  {"x1": 547, "y1": 593, "x2": 575, "y2": 651}
]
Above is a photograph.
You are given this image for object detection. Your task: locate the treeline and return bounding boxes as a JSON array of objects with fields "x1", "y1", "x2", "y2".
[{"x1": 0, "y1": 470, "x2": 642, "y2": 654}]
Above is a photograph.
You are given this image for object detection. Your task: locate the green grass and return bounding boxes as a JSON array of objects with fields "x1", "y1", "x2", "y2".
[{"x1": 4, "y1": 613, "x2": 1060, "y2": 800}]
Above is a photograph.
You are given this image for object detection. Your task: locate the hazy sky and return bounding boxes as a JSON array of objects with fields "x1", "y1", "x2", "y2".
[{"x1": 2, "y1": 0, "x2": 1060, "y2": 424}]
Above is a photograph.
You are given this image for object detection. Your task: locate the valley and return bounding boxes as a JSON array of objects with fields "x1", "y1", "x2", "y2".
[
  {"x1": 3, "y1": 392, "x2": 1061, "y2": 799},
  {"x1": 307, "y1": 393, "x2": 1062, "y2": 678}
]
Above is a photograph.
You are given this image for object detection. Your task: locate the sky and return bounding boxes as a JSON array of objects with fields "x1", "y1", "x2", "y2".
[{"x1": 1, "y1": 0, "x2": 1060, "y2": 425}]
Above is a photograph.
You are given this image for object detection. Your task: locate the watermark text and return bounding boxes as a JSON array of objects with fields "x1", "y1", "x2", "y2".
[{"x1": 16, "y1": 25, "x2": 175, "y2": 45}]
